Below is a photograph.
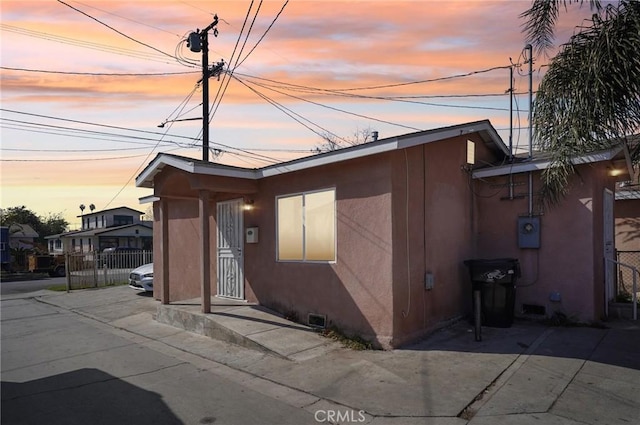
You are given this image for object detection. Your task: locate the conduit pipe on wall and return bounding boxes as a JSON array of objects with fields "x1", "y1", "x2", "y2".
[
  {"x1": 527, "y1": 44, "x2": 534, "y2": 216},
  {"x1": 509, "y1": 65, "x2": 515, "y2": 200},
  {"x1": 402, "y1": 149, "x2": 411, "y2": 318}
]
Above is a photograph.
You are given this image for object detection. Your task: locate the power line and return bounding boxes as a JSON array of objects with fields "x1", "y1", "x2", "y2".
[
  {"x1": 208, "y1": 1, "x2": 257, "y2": 124},
  {"x1": 0, "y1": 109, "x2": 307, "y2": 159},
  {"x1": 333, "y1": 65, "x2": 517, "y2": 92},
  {"x1": 1, "y1": 154, "x2": 156, "y2": 162},
  {"x1": 0, "y1": 23, "x2": 176, "y2": 65},
  {"x1": 237, "y1": 74, "x2": 423, "y2": 130},
  {"x1": 0, "y1": 66, "x2": 198, "y2": 76},
  {"x1": 0, "y1": 108, "x2": 201, "y2": 143},
  {"x1": 233, "y1": 76, "x2": 349, "y2": 143},
  {"x1": 235, "y1": 1, "x2": 289, "y2": 70},
  {"x1": 178, "y1": 1, "x2": 217, "y2": 16},
  {"x1": 71, "y1": 1, "x2": 182, "y2": 37},
  {"x1": 56, "y1": 0, "x2": 178, "y2": 62},
  {"x1": 0, "y1": 119, "x2": 193, "y2": 148}
]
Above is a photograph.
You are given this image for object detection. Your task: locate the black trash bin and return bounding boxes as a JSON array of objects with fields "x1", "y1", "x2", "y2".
[{"x1": 464, "y1": 258, "x2": 520, "y2": 328}]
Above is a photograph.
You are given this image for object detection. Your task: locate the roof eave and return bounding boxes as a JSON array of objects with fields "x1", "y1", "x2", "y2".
[
  {"x1": 471, "y1": 147, "x2": 623, "y2": 179},
  {"x1": 137, "y1": 120, "x2": 507, "y2": 186},
  {"x1": 136, "y1": 154, "x2": 259, "y2": 188}
]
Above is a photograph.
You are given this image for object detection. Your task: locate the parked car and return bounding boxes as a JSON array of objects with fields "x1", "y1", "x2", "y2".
[
  {"x1": 102, "y1": 247, "x2": 143, "y2": 268},
  {"x1": 129, "y1": 263, "x2": 153, "y2": 292}
]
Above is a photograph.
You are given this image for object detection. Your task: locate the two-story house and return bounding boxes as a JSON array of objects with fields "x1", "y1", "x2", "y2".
[{"x1": 46, "y1": 207, "x2": 153, "y2": 254}]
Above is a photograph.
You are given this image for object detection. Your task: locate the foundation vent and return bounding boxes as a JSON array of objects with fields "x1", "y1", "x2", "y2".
[
  {"x1": 522, "y1": 303, "x2": 546, "y2": 315},
  {"x1": 308, "y1": 313, "x2": 327, "y2": 329}
]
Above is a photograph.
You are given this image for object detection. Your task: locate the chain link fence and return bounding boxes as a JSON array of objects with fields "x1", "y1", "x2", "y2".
[
  {"x1": 66, "y1": 250, "x2": 152, "y2": 290},
  {"x1": 616, "y1": 250, "x2": 640, "y2": 299}
]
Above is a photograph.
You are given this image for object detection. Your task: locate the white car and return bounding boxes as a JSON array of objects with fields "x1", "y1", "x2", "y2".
[{"x1": 129, "y1": 263, "x2": 153, "y2": 292}]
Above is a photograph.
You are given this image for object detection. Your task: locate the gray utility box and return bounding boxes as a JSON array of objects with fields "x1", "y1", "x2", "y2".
[{"x1": 518, "y1": 216, "x2": 540, "y2": 249}]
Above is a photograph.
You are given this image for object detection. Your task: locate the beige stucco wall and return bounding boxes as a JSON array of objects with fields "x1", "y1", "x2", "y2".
[
  {"x1": 474, "y1": 164, "x2": 613, "y2": 322},
  {"x1": 244, "y1": 153, "x2": 395, "y2": 347},
  {"x1": 390, "y1": 137, "x2": 477, "y2": 346},
  {"x1": 152, "y1": 170, "x2": 221, "y2": 302}
]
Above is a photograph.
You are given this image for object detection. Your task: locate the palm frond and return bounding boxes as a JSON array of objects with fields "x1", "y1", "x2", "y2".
[
  {"x1": 521, "y1": 0, "x2": 603, "y2": 56},
  {"x1": 531, "y1": 0, "x2": 640, "y2": 205}
]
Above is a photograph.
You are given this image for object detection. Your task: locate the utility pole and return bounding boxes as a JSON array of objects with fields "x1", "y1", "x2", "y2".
[{"x1": 188, "y1": 16, "x2": 220, "y2": 161}]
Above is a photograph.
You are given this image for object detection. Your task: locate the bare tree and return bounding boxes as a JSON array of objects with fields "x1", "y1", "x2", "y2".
[{"x1": 315, "y1": 127, "x2": 377, "y2": 153}]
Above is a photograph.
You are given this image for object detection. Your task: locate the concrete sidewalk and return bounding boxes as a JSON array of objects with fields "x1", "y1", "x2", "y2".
[
  {"x1": 28, "y1": 286, "x2": 640, "y2": 424},
  {"x1": 154, "y1": 299, "x2": 342, "y2": 361}
]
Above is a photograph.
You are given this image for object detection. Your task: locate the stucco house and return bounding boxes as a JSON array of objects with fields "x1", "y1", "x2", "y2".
[
  {"x1": 46, "y1": 207, "x2": 153, "y2": 254},
  {"x1": 136, "y1": 120, "x2": 633, "y2": 348}
]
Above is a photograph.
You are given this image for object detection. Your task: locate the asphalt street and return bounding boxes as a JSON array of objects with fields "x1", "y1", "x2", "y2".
[
  {"x1": 0, "y1": 276, "x2": 65, "y2": 296},
  {"x1": 1, "y1": 293, "x2": 319, "y2": 425}
]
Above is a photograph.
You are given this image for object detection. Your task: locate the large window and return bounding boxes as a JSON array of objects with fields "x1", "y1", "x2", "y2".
[
  {"x1": 277, "y1": 188, "x2": 336, "y2": 262},
  {"x1": 113, "y1": 215, "x2": 133, "y2": 226}
]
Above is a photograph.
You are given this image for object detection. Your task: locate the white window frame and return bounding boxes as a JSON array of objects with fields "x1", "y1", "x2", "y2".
[{"x1": 276, "y1": 187, "x2": 336, "y2": 263}]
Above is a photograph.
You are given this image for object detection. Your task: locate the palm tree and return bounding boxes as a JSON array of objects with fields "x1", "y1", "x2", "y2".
[{"x1": 521, "y1": 0, "x2": 640, "y2": 206}]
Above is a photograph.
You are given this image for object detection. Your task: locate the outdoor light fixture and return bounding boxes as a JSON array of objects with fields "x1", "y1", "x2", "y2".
[
  {"x1": 608, "y1": 167, "x2": 625, "y2": 177},
  {"x1": 243, "y1": 199, "x2": 255, "y2": 211}
]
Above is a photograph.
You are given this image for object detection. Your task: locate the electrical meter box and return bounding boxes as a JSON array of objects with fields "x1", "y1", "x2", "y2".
[
  {"x1": 518, "y1": 216, "x2": 540, "y2": 249},
  {"x1": 246, "y1": 227, "x2": 259, "y2": 244}
]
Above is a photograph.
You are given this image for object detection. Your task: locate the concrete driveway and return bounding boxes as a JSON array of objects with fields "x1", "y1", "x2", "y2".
[{"x1": 2, "y1": 285, "x2": 639, "y2": 425}]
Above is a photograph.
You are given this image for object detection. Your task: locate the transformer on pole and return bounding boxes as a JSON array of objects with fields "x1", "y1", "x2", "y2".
[{"x1": 188, "y1": 16, "x2": 220, "y2": 161}]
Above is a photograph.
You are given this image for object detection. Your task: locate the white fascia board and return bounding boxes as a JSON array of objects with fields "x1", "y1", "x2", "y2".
[
  {"x1": 191, "y1": 163, "x2": 259, "y2": 179},
  {"x1": 397, "y1": 121, "x2": 508, "y2": 155},
  {"x1": 472, "y1": 148, "x2": 622, "y2": 179},
  {"x1": 260, "y1": 141, "x2": 399, "y2": 178},
  {"x1": 139, "y1": 195, "x2": 160, "y2": 204},
  {"x1": 136, "y1": 155, "x2": 192, "y2": 188},
  {"x1": 136, "y1": 155, "x2": 259, "y2": 187},
  {"x1": 138, "y1": 121, "x2": 505, "y2": 184}
]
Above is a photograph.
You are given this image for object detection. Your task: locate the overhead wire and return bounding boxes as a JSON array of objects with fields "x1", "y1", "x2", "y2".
[
  {"x1": 0, "y1": 118, "x2": 194, "y2": 149},
  {"x1": 208, "y1": 1, "x2": 258, "y2": 124},
  {"x1": 0, "y1": 109, "x2": 307, "y2": 160},
  {"x1": 56, "y1": 0, "x2": 181, "y2": 62},
  {"x1": 0, "y1": 66, "x2": 198, "y2": 76},
  {"x1": 0, "y1": 109, "x2": 199, "y2": 143},
  {"x1": 233, "y1": 76, "x2": 349, "y2": 144},
  {"x1": 235, "y1": 0, "x2": 289, "y2": 69},
  {"x1": 71, "y1": 1, "x2": 183, "y2": 37},
  {"x1": 0, "y1": 23, "x2": 176, "y2": 65},
  {"x1": 236, "y1": 73, "x2": 421, "y2": 131}
]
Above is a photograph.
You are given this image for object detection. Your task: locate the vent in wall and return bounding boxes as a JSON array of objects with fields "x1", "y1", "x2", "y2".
[
  {"x1": 522, "y1": 304, "x2": 546, "y2": 315},
  {"x1": 308, "y1": 313, "x2": 327, "y2": 329}
]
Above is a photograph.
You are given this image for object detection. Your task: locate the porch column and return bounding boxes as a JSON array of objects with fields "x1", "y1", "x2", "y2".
[
  {"x1": 160, "y1": 198, "x2": 170, "y2": 304},
  {"x1": 199, "y1": 189, "x2": 211, "y2": 313}
]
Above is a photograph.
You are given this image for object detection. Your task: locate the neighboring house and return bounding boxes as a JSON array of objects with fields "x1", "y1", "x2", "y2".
[
  {"x1": 46, "y1": 207, "x2": 153, "y2": 254},
  {"x1": 136, "y1": 119, "x2": 632, "y2": 348},
  {"x1": 8, "y1": 224, "x2": 39, "y2": 250},
  {"x1": 470, "y1": 145, "x2": 633, "y2": 324}
]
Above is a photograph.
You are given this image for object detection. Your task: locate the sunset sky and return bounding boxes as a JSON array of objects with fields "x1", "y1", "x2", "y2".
[{"x1": 1, "y1": 0, "x2": 598, "y2": 229}]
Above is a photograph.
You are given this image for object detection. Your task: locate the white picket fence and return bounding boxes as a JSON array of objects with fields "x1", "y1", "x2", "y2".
[{"x1": 65, "y1": 250, "x2": 152, "y2": 290}]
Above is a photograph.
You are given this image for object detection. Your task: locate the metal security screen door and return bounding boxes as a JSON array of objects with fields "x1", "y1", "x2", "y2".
[{"x1": 217, "y1": 198, "x2": 244, "y2": 299}]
